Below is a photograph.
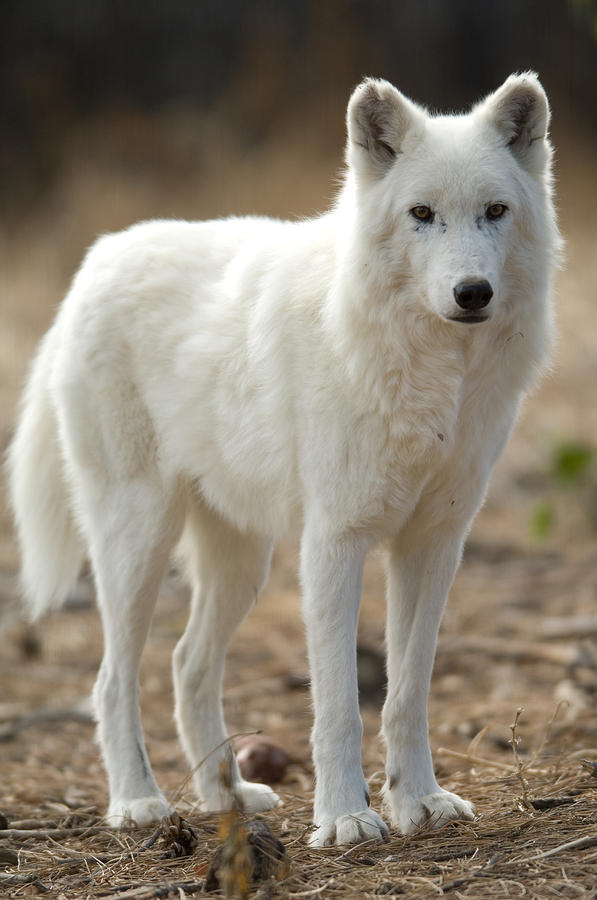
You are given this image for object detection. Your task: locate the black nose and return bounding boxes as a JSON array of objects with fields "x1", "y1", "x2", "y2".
[{"x1": 453, "y1": 280, "x2": 493, "y2": 311}]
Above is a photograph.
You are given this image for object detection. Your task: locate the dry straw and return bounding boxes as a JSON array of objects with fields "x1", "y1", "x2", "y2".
[{"x1": 2, "y1": 708, "x2": 597, "y2": 899}]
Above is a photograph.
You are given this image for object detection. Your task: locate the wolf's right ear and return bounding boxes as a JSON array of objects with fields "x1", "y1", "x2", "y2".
[{"x1": 347, "y1": 79, "x2": 425, "y2": 179}]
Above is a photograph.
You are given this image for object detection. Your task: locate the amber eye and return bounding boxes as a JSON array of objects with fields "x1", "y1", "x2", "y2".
[
  {"x1": 486, "y1": 203, "x2": 507, "y2": 220},
  {"x1": 410, "y1": 205, "x2": 434, "y2": 222}
]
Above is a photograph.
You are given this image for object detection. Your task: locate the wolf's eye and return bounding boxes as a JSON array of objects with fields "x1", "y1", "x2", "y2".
[
  {"x1": 486, "y1": 203, "x2": 508, "y2": 220},
  {"x1": 410, "y1": 205, "x2": 434, "y2": 223}
]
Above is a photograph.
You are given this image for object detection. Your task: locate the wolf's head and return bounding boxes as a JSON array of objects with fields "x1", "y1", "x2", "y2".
[{"x1": 343, "y1": 73, "x2": 557, "y2": 326}]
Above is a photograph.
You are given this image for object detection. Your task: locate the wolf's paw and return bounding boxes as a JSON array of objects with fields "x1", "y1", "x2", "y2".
[
  {"x1": 309, "y1": 808, "x2": 390, "y2": 848},
  {"x1": 234, "y1": 780, "x2": 282, "y2": 813},
  {"x1": 394, "y1": 790, "x2": 475, "y2": 835},
  {"x1": 105, "y1": 795, "x2": 174, "y2": 828},
  {"x1": 201, "y1": 780, "x2": 282, "y2": 814}
]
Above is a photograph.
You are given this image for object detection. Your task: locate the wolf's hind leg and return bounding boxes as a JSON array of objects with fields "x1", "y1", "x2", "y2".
[
  {"x1": 88, "y1": 481, "x2": 184, "y2": 827},
  {"x1": 173, "y1": 499, "x2": 279, "y2": 813}
]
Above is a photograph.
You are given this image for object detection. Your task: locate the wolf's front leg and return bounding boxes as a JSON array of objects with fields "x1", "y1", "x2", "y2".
[
  {"x1": 382, "y1": 530, "x2": 475, "y2": 833},
  {"x1": 301, "y1": 528, "x2": 389, "y2": 847}
]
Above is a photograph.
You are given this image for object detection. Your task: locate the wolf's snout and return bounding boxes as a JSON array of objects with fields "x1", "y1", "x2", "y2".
[{"x1": 453, "y1": 280, "x2": 493, "y2": 311}]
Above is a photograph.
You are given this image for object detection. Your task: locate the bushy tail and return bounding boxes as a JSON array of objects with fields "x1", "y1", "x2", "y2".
[{"x1": 6, "y1": 329, "x2": 85, "y2": 620}]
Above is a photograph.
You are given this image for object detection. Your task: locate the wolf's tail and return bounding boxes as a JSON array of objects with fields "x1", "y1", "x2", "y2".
[{"x1": 7, "y1": 328, "x2": 85, "y2": 620}]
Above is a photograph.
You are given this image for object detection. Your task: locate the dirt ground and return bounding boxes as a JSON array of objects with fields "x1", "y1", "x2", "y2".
[{"x1": 1, "y1": 120, "x2": 596, "y2": 899}]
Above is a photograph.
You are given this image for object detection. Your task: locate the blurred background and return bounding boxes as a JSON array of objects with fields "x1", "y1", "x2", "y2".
[
  {"x1": 3, "y1": 0, "x2": 597, "y2": 564},
  {"x1": 1, "y1": 0, "x2": 597, "y2": 842}
]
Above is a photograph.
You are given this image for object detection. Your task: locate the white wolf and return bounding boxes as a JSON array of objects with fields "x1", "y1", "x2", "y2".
[{"x1": 8, "y1": 73, "x2": 559, "y2": 847}]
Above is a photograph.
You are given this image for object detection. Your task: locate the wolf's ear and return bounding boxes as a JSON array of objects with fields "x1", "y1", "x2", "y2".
[
  {"x1": 481, "y1": 73, "x2": 551, "y2": 174},
  {"x1": 347, "y1": 78, "x2": 425, "y2": 178}
]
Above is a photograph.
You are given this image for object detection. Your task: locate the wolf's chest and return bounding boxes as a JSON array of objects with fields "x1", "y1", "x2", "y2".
[{"x1": 377, "y1": 348, "x2": 517, "y2": 504}]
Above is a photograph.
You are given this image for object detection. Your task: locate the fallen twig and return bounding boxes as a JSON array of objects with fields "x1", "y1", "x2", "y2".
[
  {"x1": 529, "y1": 833, "x2": 597, "y2": 860},
  {"x1": 438, "y1": 635, "x2": 578, "y2": 666},
  {"x1": 286, "y1": 880, "x2": 337, "y2": 897},
  {"x1": 98, "y1": 882, "x2": 206, "y2": 899},
  {"x1": 330, "y1": 837, "x2": 379, "y2": 863},
  {"x1": 441, "y1": 872, "x2": 491, "y2": 893},
  {"x1": 529, "y1": 796, "x2": 577, "y2": 810},
  {"x1": 420, "y1": 846, "x2": 480, "y2": 862},
  {"x1": 436, "y1": 747, "x2": 538, "y2": 773},
  {"x1": 54, "y1": 853, "x2": 113, "y2": 866},
  {"x1": 0, "y1": 705, "x2": 94, "y2": 741},
  {"x1": 0, "y1": 871, "x2": 49, "y2": 892},
  {"x1": 540, "y1": 613, "x2": 597, "y2": 640},
  {"x1": 4, "y1": 819, "x2": 59, "y2": 830},
  {"x1": 2, "y1": 825, "x2": 106, "y2": 840}
]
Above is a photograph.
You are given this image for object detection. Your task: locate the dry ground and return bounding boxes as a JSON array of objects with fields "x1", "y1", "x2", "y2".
[{"x1": 1, "y1": 116, "x2": 596, "y2": 898}]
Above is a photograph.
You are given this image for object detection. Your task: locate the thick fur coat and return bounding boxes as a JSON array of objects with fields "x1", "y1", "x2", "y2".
[{"x1": 8, "y1": 73, "x2": 560, "y2": 846}]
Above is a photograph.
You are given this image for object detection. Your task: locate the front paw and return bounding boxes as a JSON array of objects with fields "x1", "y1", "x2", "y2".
[
  {"x1": 309, "y1": 808, "x2": 390, "y2": 847},
  {"x1": 105, "y1": 795, "x2": 173, "y2": 828},
  {"x1": 391, "y1": 789, "x2": 475, "y2": 835}
]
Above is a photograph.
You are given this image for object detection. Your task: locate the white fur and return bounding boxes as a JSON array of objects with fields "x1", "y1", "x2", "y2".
[{"x1": 7, "y1": 73, "x2": 559, "y2": 845}]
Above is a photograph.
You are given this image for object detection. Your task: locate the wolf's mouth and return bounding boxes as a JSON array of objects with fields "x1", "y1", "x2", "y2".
[{"x1": 447, "y1": 314, "x2": 490, "y2": 324}]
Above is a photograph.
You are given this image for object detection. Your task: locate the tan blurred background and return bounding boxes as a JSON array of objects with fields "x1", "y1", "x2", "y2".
[
  {"x1": 1, "y1": 0, "x2": 597, "y2": 800},
  {"x1": 3, "y1": 0, "x2": 597, "y2": 566}
]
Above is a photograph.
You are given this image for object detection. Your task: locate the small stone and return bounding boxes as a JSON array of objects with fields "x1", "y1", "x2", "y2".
[
  {"x1": 0, "y1": 845, "x2": 19, "y2": 865},
  {"x1": 236, "y1": 735, "x2": 290, "y2": 785}
]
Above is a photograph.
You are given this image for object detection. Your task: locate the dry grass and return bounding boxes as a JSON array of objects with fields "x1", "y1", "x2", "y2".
[
  {"x1": 2, "y1": 740, "x2": 597, "y2": 898},
  {"x1": 1, "y1": 113, "x2": 597, "y2": 898}
]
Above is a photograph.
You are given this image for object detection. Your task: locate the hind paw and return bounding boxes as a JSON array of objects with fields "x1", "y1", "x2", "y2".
[
  {"x1": 202, "y1": 779, "x2": 281, "y2": 813},
  {"x1": 105, "y1": 795, "x2": 173, "y2": 828},
  {"x1": 234, "y1": 780, "x2": 282, "y2": 812}
]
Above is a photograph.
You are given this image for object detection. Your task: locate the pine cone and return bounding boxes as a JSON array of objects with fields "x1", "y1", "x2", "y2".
[{"x1": 158, "y1": 812, "x2": 198, "y2": 859}]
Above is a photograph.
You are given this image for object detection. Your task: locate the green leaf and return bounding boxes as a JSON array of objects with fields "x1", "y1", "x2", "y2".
[
  {"x1": 551, "y1": 442, "x2": 596, "y2": 486},
  {"x1": 531, "y1": 502, "x2": 555, "y2": 539}
]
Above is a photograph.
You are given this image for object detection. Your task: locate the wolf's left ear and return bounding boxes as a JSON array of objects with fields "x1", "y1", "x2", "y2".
[
  {"x1": 481, "y1": 73, "x2": 551, "y2": 174},
  {"x1": 347, "y1": 78, "x2": 426, "y2": 179}
]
